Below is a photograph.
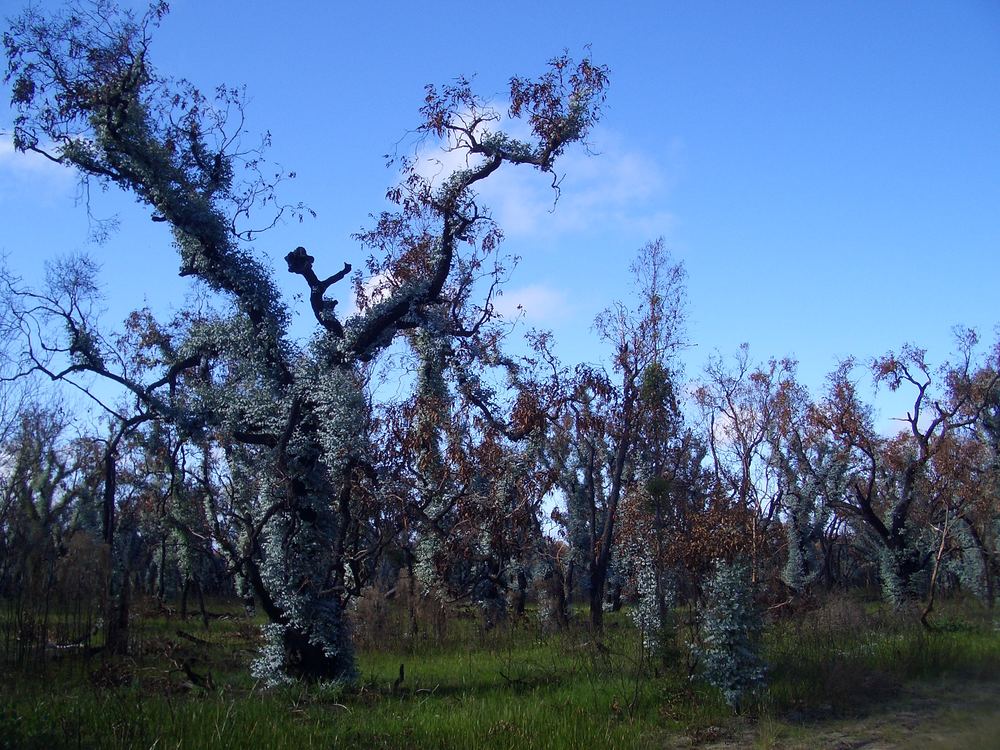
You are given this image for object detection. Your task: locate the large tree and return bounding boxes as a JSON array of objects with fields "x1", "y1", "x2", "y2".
[{"x1": 4, "y1": 0, "x2": 607, "y2": 681}]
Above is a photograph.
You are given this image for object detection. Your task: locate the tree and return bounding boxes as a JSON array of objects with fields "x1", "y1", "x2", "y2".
[
  {"x1": 810, "y1": 333, "x2": 1000, "y2": 608},
  {"x1": 695, "y1": 347, "x2": 797, "y2": 582},
  {"x1": 4, "y1": 0, "x2": 608, "y2": 682},
  {"x1": 616, "y1": 358, "x2": 706, "y2": 655},
  {"x1": 692, "y1": 558, "x2": 765, "y2": 714},
  {"x1": 372, "y1": 321, "x2": 563, "y2": 628},
  {"x1": 771, "y1": 415, "x2": 848, "y2": 597},
  {"x1": 966, "y1": 356, "x2": 1000, "y2": 606},
  {"x1": 552, "y1": 239, "x2": 686, "y2": 629},
  {"x1": 0, "y1": 403, "x2": 105, "y2": 662}
]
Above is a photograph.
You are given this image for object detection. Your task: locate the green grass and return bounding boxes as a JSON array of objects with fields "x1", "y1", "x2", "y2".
[
  {"x1": 761, "y1": 598, "x2": 1000, "y2": 719},
  {"x1": 2, "y1": 596, "x2": 999, "y2": 749}
]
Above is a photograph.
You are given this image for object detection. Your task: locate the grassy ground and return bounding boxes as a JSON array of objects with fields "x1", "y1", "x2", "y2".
[{"x1": 2, "y1": 596, "x2": 999, "y2": 749}]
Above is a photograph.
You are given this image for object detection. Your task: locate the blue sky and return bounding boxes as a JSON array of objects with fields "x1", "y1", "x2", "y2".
[{"x1": 2, "y1": 0, "x2": 998, "y2": 427}]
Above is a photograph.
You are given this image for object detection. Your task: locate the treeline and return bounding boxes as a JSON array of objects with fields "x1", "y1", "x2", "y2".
[
  {"x1": 1, "y1": 1, "x2": 998, "y2": 709},
  {"x1": 4, "y1": 242, "x2": 998, "y2": 683}
]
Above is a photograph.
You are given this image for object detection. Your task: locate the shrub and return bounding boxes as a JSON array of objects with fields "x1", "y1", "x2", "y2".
[{"x1": 692, "y1": 558, "x2": 765, "y2": 713}]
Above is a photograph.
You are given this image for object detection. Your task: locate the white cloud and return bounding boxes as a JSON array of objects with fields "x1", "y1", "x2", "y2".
[
  {"x1": 0, "y1": 135, "x2": 75, "y2": 199},
  {"x1": 408, "y1": 109, "x2": 679, "y2": 240},
  {"x1": 492, "y1": 283, "x2": 571, "y2": 323},
  {"x1": 339, "y1": 270, "x2": 396, "y2": 319},
  {"x1": 412, "y1": 143, "x2": 485, "y2": 188},
  {"x1": 483, "y1": 133, "x2": 676, "y2": 238},
  {"x1": 410, "y1": 103, "x2": 507, "y2": 188}
]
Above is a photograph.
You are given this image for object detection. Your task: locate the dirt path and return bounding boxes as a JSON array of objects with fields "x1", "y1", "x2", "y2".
[{"x1": 673, "y1": 677, "x2": 1000, "y2": 749}]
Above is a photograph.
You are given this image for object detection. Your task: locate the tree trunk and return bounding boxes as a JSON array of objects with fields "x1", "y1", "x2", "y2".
[
  {"x1": 196, "y1": 578, "x2": 209, "y2": 630},
  {"x1": 514, "y1": 570, "x2": 528, "y2": 616},
  {"x1": 921, "y1": 511, "x2": 952, "y2": 629},
  {"x1": 551, "y1": 570, "x2": 570, "y2": 629},
  {"x1": 106, "y1": 567, "x2": 130, "y2": 655},
  {"x1": 589, "y1": 565, "x2": 605, "y2": 630},
  {"x1": 278, "y1": 622, "x2": 356, "y2": 682},
  {"x1": 406, "y1": 554, "x2": 419, "y2": 639},
  {"x1": 243, "y1": 462, "x2": 358, "y2": 684},
  {"x1": 102, "y1": 439, "x2": 130, "y2": 656},
  {"x1": 565, "y1": 559, "x2": 576, "y2": 606}
]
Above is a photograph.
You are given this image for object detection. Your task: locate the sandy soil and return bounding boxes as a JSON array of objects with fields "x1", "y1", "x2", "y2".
[{"x1": 667, "y1": 677, "x2": 1000, "y2": 749}]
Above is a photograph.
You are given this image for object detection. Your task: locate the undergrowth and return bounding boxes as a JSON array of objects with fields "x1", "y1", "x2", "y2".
[{"x1": 2, "y1": 595, "x2": 998, "y2": 749}]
